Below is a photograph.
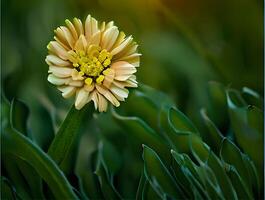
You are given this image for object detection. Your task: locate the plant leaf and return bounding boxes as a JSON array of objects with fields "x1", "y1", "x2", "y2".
[
  {"x1": 112, "y1": 107, "x2": 169, "y2": 162},
  {"x1": 200, "y1": 108, "x2": 224, "y2": 153},
  {"x1": 1, "y1": 176, "x2": 17, "y2": 200},
  {"x1": 220, "y1": 138, "x2": 252, "y2": 192},
  {"x1": 226, "y1": 89, "x2": 263, "y2": 178},
  {"x1": 10, "y1": 99, "x2": 29, "y2": 136},
  {"x1": 142, "y1": 145, "x2": 185, "y2": 199},
  {"x1": 226, "y1": 166, "x2": 253, "y2": 200},
  {"x1": 2, "y1": 127, "x2": 78, "y2": 199}
]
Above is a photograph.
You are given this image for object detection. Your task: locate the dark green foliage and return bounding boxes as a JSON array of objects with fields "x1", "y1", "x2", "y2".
[{"x1": 1, "y1": 82, "x2": 263, "y2": 199}]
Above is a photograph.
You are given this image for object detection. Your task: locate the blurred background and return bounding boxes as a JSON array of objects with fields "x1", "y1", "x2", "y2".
[
  {"x1": 2, "y1": 0, "x2": 263, "y2": 120},
  {"x1": 2, "y1": 0, "x2": 263, "y2": 197}
]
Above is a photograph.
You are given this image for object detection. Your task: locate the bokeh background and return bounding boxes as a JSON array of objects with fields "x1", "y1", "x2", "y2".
[
  {"x1": 2, "y1": 0, "x2": 263, "y2": 115},
  {"x1": 2, "y1": 0, "x2": 263, "y2": 198}
]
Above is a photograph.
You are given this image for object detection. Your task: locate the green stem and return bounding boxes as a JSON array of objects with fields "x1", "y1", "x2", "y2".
[{"x1": 48, "y1": 103, "x2": 94, "y2": 174}]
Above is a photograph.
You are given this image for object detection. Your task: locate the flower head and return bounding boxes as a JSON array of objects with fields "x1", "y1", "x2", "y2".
[{"x1": 46, "y1": 15, "x2": 140, "y2": 111}]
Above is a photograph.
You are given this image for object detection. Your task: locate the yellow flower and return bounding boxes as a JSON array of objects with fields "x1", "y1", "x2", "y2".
[{"x1": 46, "y1": 15, "x2": 140, "y2": 111}]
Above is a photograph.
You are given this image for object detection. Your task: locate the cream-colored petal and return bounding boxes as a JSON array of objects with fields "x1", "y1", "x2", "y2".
[
  {"x1": 100, "y1": 21, "x2": 114, "y2": 32},
  {"x1": 68, "y1": 80, "x2": 83, "y2": 87},
  {"x1": 54, "y1": 37, "x2": 71, "y2": 51},
  {"x1": 125, "y1": 75, "x2": 138, "y2": 88},
  {"x1": 112, "y1": 76, "x2": 137, "y2": 89},
  {"x1": 95, "y1": 84, "x2": 120, "y2": 107},
  {"x1": 105, "y1": 21, "x2": 114, "y2": 30},
  {"x1": 58, "y1": 86, "x2": 76, "y2": 98},
  {"x1": 126, "y1": 56, "x2": 140, "y2": 67},
  {"x1": 45, "y1": 55, "x2": 71, "y2": 67},
  {"x1": 101, "y1": 26, "x2": 119, "y2": 51},
  {"x1": 111, "y1": 32, "x2": 126, "y2": 49},
  {"x1": 97, "y1": 93, "x2": 108, "y2": 112},
  {"x1": 110, "y1": 85, "x2": 129, "y2": 99},
  {"x1": 114, "y1": 42, "x2": 138, "y2": 60},
  {"x1": 111, "y1": 36, "x2": 132, "y2": 56},
  {"x1": 73, "y1": 18, "x2": 84, "y2": 36},
  {"x1": 60, "y1": 26, "x2": 75, "y2": 49},
  {"x1": 85, "y1": 15, "x2": 99, "y2": 40},
  {"x1": 47, "y1": 74, "x2": 70, "y2": 85},
  {"x1": 65, "y1": 19, "x2": 78, "y2": 40},
  {"x1": 75, "y1": 88, "x2": 89, "y2": 110},
  {"x1": 111, "y1": 61, "x2": 136, "y2": 71},
  {"x1": 112, "y1": 75, "x2": 138, "y2": 89},
  {"x1": 119, "y1": 53, "x2": 142, "y2": 61},
  {"x1": 48, "y1": 41, "x2": 69, "y2": 60},
  {"x1": 111, "y1": 61, "x2": 136, "y2": 81},
  {"x1": 114, "y1": 72, "x2": 134, "y2": 81},
  {"x1": 84, "y1": 83, "x2": 95, "y2": 92},
  {"x1": 48, "y1": 66, "x2": 72, "y2": 78},
  {"x1": 71, "y1": 69, "x2": 85, "y2": 80},
  {"x1": 74, "y1": 34, "x2": 87, "y2": 51},
  {"x1": 112, "y1": 80, "x2": 126, "y2": 89},
  {"x1": 89, "y1": 90, "x2": 99, "y2": 110},
  {"x1": 103, "y1": 68, "x2": 115, "y2": 88},
  {"x1": 54, "y1": 27, "x2": 68, "y2": 47},
  {"x1": 88, "y1": 31, "x2": 101, "y2": 46}
]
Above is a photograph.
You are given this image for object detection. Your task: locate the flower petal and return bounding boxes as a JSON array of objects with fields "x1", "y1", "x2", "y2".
[
  {"x1": 84, "y1": 83, "x2": 95, "y2": 92},
  {"x1": 48, "y1": 41, "x2": 68, "y2": 60},
  {"x1": 125, "y1": 75, "x2": 138, "y2": 87},
  {"x1": 110, "y1": 85, "x2": 129, "y2": 99},
  {"x1": 97, "y1": 93, "x2": 108, "y2": 112},
  {"x1": 45, "y1": 55, "x2": 71, "y2": 67},
  {"x1": 111, "y1": 36, "x2": 133, "y2": 56},
  {"x1": 75, "y1": 88, "x2": 89, "y2": 110},
  {"x1": 85, "y1": 15, "x2": 99, "y2": 40},
  {"x1": 65, "y1": 19, "x2": 78, "y2": 40},
  {"x1": 103, "y1": 68, "x2": 115, "y2": 88},
  {"x1": 48, "y1": 41, "x2": 69, "y2": 60},
  {"x1": 111, "y1": 61, "x2": 137, "y2": 81},
  {"x1": 95, "y1": 84, "x2": 120, "y2": 107},
  {"x1": 101, "y1": 26, "x2": 119, "y2": 51},
  {"x1": 73, "y1": 18, "x2": 84, "y2": 36},
  {"x1": 88, "y1": 31, "x2": 101, "y2": 46},
  {"x1": 89, "y1": 90, "x2": 98, "y2": 110},
  {"x1": 74, "y1": 34, "x2": 88, "y2": 51},
  {"x1": 47, "y1": 74, "x2": 70, "y2": 85},
  {"x1": 71, "y1": 69, "x2": 85, "y2": 80},
  {"x1": 48, "y1": 66, "x2": 73, "y2": 78},
  {"x1": 60, "y1": 26, "x2": 75, "y2": 49},
  {"x1": 68, "y1": 80, "x2": 83, "y2": 87},
  {"x1": 58, "y1": 86, "x2": 76, "y2": 98}
]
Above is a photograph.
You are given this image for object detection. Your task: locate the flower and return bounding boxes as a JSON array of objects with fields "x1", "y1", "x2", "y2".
[{"x1": 46, "y1": 15, "x2": 140, "y2": 111}]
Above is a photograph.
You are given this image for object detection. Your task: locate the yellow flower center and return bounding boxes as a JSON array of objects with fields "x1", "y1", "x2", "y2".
[{"x1": 68, "y1": 45, "x2": 112, "y2": 85}]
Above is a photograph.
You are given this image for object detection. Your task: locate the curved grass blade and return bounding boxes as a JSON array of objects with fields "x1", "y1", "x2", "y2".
[
  {"x1": 1, "y1": 176, "x2": 17, "y2": 200},
  {"x1": 220, "y1": 138, "x2": 252, "y2": 192},
  {"x1": 2, "y1": 127, "x2": 78, "y2": 199},
  {"x1": 2, "y1": 154, "x2": 31, "y2": 199},
  {"x1": 226, "y1": 89, "x2": 263, "y2": 180},
  {"x1": 112, "y1": 107, "x2": 169, "y2": 162},
  {"x1": 142, "y1": 145, "x2": 185, "y2": 199},
  {"x1": 226, "y1": 166, "x2": 253, "y2": 200},
  {"x1": 9, "y1": 99, "x2": 44, "y2": 199},
  {"x1": 207, "y1": 81, "x2": 228, "y2": 130},
  {"x1": 95, "y1": 152, "x2": 122, "y2": 200},
  {"x1": 207, "y1": 152, "x2": 238, "y2": 200},
  {"x1": 200, "y1": 108, "x2": 223, "y2": 153},
  {"x1": 10, "y1": 99, "x2": 29, "y2": 136}
]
